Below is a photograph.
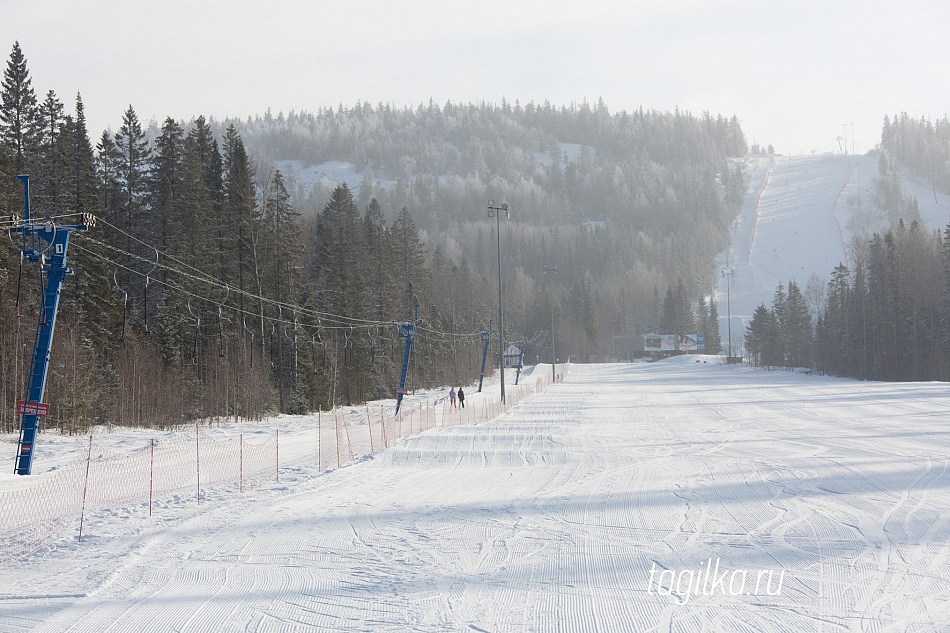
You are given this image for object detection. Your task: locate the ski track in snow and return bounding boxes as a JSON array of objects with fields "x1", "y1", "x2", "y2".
[{"x1": 3, "y1": 359, "x2": 950, "y2": 631}]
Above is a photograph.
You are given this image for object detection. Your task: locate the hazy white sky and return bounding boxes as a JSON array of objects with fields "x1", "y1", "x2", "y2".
[{"x1": 4, "y1": 0, "x2": 949, "y2": 155}]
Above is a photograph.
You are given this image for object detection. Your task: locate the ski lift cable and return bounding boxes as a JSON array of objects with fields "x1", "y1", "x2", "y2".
[
  {"x1": 270, "y1": 305, "x2": 282, "y2": 338},
  {"x1": 7, "y1": 218, "x2": 28, "y2": 316},
  {"x1": 142, "y1": 245, "x2": 158, "y2": 335},
  {"x1": 82, "y1": 225, "x2": 389, "y2": 329},
  {"x1": 216, "y1": 284, "x2": 230, "y2": 357},
  {"x1": 70, "y1": 242, "x2": 359, "y2": 331},
  {"x1": 242, "y1": 314, "x2": 255, "y2": 341},
  {"x1": 95, "y1": 215, "x2": 223, "y2": 285},
  {"x1": 10, "y1": 219, "x2": 59, "y2": 325},
  {"x1": 73, "y1": 228, "x2": 495, "y2": 343},
  {"x1": 71, "y1": 237, "x2": 391, "y2": 329},
  {"x1": 13, "y1": 249, "x2": 23, "y2": 317},
  {"x1": 186, "y1": 299, "x2": 200, "y2": 367},
  {"x1": 80, "y1": 234, "x2": 390, "y2": 328},
  {"x1": 92, "y1": 216, "x2": 387, "y2": 326},
  {"x1": 6, "y1": 216, "x2": 55, "y2": 261},
  {"x1": 112, "y1": 268, "x2": 129, "y2": 341},
  {"x1": 415, "y1": 325, "x2": 482, "y2": 341}
]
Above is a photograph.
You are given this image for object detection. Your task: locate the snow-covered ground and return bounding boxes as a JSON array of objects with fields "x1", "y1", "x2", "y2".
[
  {"x1": 3, "y1": 358, "x2": 950, "y2": 631},
  {"x1": 717, "y1": 152, "x2": 950, "y2": 352}
]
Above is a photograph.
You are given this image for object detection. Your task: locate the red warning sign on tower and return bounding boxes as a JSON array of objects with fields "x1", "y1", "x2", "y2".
[{"x1": 17, "y1": 401, "x2": 50, "y2": 416}]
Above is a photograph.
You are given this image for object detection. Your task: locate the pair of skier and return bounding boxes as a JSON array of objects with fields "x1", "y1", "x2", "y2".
[{"x1": 449, "y1": 386, "x2": 466, "y2": 408}]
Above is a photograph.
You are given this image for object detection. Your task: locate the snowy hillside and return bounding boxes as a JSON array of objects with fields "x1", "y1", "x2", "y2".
[
  {"x1": 717, "y1": 152, "x2": 950, "y2": 351},
  {"x1": 3, "y1": 359, "x2": 950, "y2": 631}
]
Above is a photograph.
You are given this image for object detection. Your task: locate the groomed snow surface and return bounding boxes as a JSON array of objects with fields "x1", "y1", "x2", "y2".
[{"x1": 3, "y1": 358, "x2": 950, "y2": 631}]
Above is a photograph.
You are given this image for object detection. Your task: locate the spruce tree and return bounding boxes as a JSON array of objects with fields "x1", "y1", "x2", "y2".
[
  {"x1": 60, "y1": 96, "x2": 113, "y2": 351},
  {"x1": 784, "y1": 281, "x2": 813, "y2": 368},
  {"x1": 661, "y1": 286, "x2": 676, "y2": 334},
  {"x1": 364, "y1": 198, "x2": 394, "y2": 321},
  {"x1": 746, "y1": 304, "x2": 770, "y2": 366},
  {"x1": 179, "y1": 133, "x2": 214, "y2": 269},
  {"x1": 34, "y1": 90, "x2": 65, "y2": 209},
  {"x1": 676, "y1": 278, "x2": 696, "y2": 335},
  {"x1": 261, "y1": 170, "x2": 303, "y2": 410},
  {"x1": 847, "y1": 265, "x2": 869, "y2": 379},
  {"x1": 95, "y1": 131, "x2": 123, "y2": 225},
  {"x1": 68, "y1": 94, "x2": 97, "y2": 213},
  {"x1": 362, "y1": 199, "x2": 396, "y2": 397},
  {"x1": 150, "y1": 117, "x2": 185, "y2": 253},
  {"x1": 222, "y1": 124, "x2": 256, "y2": 318},
  {"x1": 94, "y1": 130, "x2": 129, "y2": 339},
  {"x1": 746, "y1": 304, "x2": 781, "y2": 368},
  {"x1": 697, "y1": 296, "x2": 709, "y2": 340},
  {"x1": 311, "y1": 183, "x2": 367, "y2": 405},
  {"x1": 188, "y1": 116, "x2": 227, "y2": 283},
  {"x1": 391, "y1": 205, "x2": 428, "y2": 320},
  {"x1": 149, "y1": 117, "x2": 187, "y2": 362},
  {"x1": 113, "y1": 105, "x2": 150, "y2": 238},
  {"x1": 0, "y1": 42, "x2": 38, "y2": 173},
  {"x1": 772, "y1": 282, "x2": 788, "y2": 366},
  {"x1": 821, "y1": 263, "x2": 851, "y2": 376}
]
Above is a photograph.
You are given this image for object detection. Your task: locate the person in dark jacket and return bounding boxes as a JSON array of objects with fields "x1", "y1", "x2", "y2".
[{"x1": 457, "y1": 387, "x2": 465, "y2": 408}]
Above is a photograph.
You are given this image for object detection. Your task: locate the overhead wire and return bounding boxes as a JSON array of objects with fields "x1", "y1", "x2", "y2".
[
  {"x1": 88, "y1": 221, "x2": 395, "y2": 328},
  {"x1": 92, "y1": 216, "x2": 393, "y2": 327},
  {"x1": 523, "y1": 330, "x2": 546, "y2": 345},
  {"x1": 71, "y1": 228, "x2": 484, "y2": 342},
  {"x1": 76, "y1": 233, "x2": 392, "y2": 330},
  {"x1": 70, "y1": 240, "x2": 381, "y2": 331},
  {"x1": 8, "y1": 211, "x2": 490, "y2": 341}
]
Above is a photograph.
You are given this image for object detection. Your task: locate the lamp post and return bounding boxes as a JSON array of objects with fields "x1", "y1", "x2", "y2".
[
  {"x1": 488, "y1": 201, "x2": 508, "y2": 403},
  {"x1": 543, "y1": 265, "x2": 557, "y2": 382},
  {"x1": 721, "y1": 267, "x2": 734, "y2": 360}
]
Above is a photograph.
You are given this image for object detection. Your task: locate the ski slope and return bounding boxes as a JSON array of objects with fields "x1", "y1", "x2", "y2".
[
  {"x1": 3, "y1": 359, "x2": 950, "y2": 631},
  {"x1": 718, "y1": 152, "x2": 950, "y2": 350}
]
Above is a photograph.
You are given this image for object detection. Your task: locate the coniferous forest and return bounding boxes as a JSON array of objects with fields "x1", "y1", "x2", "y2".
[{"x1": 0, "y1": 42, "x2": 748, "y2": 432}]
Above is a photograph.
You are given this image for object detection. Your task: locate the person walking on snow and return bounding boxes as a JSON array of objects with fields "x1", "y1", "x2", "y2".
[
  {"x1": 457, "y1": 387, "x2": 465, "y2": 408},
  {"x1": 449, "y1": 387, "x2": 457, "y2": 408}
]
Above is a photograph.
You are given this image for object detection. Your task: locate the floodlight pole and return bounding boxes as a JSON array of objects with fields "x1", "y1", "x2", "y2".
[
  {"x1": 543, "y1": 265, "x2": 557, "y2": 382},
  {"x1": 722, "y1": 266, "x2": 734, "y2": 359},
  {"x1": 488, "y1": 201, "x2": 508, "y2": 403}
]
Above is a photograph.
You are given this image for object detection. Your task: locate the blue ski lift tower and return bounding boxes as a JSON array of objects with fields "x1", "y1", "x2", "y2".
[
  {"x1": 9, "y1": 175, "x2": 93, "y2": 474},
  {"x1": 395, "y1": 304, "x2": 420, "y2": 414}
]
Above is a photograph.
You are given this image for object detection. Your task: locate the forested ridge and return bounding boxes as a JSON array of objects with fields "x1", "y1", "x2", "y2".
[{"x1": 0, "y1": 42, "x2": 746, "y2": 433}]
